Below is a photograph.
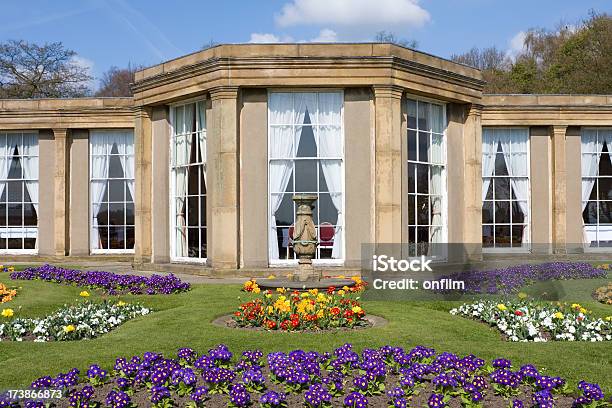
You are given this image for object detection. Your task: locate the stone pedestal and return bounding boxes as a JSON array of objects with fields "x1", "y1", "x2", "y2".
[{"x1": 292, "y1": 194, "x2": 319, "y2": 281}]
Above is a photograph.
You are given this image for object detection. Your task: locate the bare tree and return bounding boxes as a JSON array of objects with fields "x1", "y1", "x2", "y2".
[
  {"x1": 450, "y1": 46, "x2": 510, "y2": 71},
  {"x1": 202, "y1": 39, "x2": 218, "y2": 50},
  {"x1": 0, "y1": 40, "x2": 92, "y2": 98},
  {"x1": 375, "y1": 31, "x2": 418, "y2": 49},
  {"x1": 96, "y1": 64, "x2": 143, "y2": 97}
]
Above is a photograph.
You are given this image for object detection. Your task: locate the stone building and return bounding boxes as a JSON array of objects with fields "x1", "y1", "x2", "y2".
[{"x1": 0, "y1": 44, "x2": 610, "y2": 275}]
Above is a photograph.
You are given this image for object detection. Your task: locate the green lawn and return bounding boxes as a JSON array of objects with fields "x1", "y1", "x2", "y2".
[{"x1": 0, "y1": 272, "x2": 611, "y2": 394}]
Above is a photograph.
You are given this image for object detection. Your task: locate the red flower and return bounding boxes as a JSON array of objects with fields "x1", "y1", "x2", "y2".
[
  {"x1": 234, "y1": 311, "x2": 242, "y2": 317},
  {"x1": 290, "y1": 319, "x2": 299, "y2": 328},
  {"x1": 330, "y1": 307, "x2": 341, "y2": 316},
  {"x1": 290, "y1": 313, "x2": 299, "y2": 320},
  {"x1": 514, "y1": 310, "x2": 523, "y2": 316},
  {"x1": 280, "y1": 320, "x2": 291, "y2": 330},
  {"x1": 327, "y1": 286, "x2": 336, "y2": 294},
  {"x1": 266, "y1": 320, "x2": 277, "y2": 329}
]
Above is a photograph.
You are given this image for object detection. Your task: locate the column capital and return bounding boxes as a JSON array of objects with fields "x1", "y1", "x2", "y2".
[
  {"x1": 52, "y1": 128, "x2": 68, "y2": 138},
  {"x1": 552, "y1": 125, "x2": 568, "y2": 135},
  {"x1": 467, "y1": 104, "x2": 484, "y2": 117},
  {"x1": 372, "y1": 85, "x2": 404, "y2": 99},
  {"x1": 209, "y1": 86, "x2": 239, "y2": 101}
]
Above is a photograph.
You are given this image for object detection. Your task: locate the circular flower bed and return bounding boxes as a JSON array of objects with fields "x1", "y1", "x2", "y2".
[
  {"x1": 450, "y1": 300, "x2": 612, "y2": 342},
  {"x1": 0, "y1": 282, "x2": 17, "y2": 303},
  {"x1": 0, "y1": 301, "x2": 151, "y2": 341},
  {"x1": 0, "y1": 344, "x2": 609, "y2": 407},
  {"x1": 10, "y1": 264, "x2": 190, "y2": 295},
  {"x1": 234, "y1": 280, "x2": 367, "y2": 331},
  {"x1": 593, "y1": 282, "x2": 612, "y2": 305}
]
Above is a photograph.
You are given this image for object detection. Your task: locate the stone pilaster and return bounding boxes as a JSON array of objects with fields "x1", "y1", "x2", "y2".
[
  {"x1": 53, "y1": 128, "x2": 69, "y2": 257},
  {"x1": 463, "y1": 105, "x2": 483, "y2": 260},
  {"x1": 134, "y1": 106, "x2": 153, "y2": 264},
  {"x1": 209, "y1": 86, "x2": 240, "y2": 269},
  {"x1": 552, "y1": 125, "x2": 568, "y2": 253},
  {"x1": 372, "y1": 85, "x2": 403, "y2": 244}
]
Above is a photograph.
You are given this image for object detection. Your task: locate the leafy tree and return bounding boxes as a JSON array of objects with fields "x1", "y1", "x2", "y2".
[
  {"x1": 0, "y1": 40, "x2": 92, "y2": 98},
  {"x1": 95, "y1": 64, "x2": 143, "y2": 97},
  {"x1": 375, "y1": 31, "x2": 418, "y2": 49}
]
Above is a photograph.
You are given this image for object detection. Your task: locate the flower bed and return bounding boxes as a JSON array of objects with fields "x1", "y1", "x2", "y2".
[
  {"x1": 0, "y1": 301, "x2": 151, "y2": 341},
  {"x1": 593, "y1": 282, "x2": 612, "y2": 305},
  {"x1": 440, "y1": 262, "x2": 607, "y2": 295},
  {"x1": 0, "y1": 344, "x2": 609, "y2": 408},
  {"x1": 0, "y1": 282, "x2": 17, "y2": 303},
  {"x1": 234, "y1": 281, "x2": 367, "y2": 331},
  {"x1": 10, "y1": 264, "x2": 190, "y2": 295},
  {"x1": 450, "y1": 300, "x2": 612, "y2": 342}
]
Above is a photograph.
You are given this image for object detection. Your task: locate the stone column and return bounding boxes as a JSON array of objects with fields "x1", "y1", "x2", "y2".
[
  {"x1": 209, "y1": 86, "x2": 240, "y2": 269},
  {"x1": 462, "y1": 105, "x2": 483, "y2": 260},
  {"x1": 53, "y1": 128, "x2": 69, "y2": 257},
  {"x1": 552, "y1": 125, "x2": 568, "y2": 253},
  {"x1": 69, "y1": 130, "x2": 90, "y2": 256},
  {"x1": 372, "y1": 85, "x2": 403, "y2": 244},
  {"x1": 134, "y1": 107, "x2": 153, "y2": 264}
]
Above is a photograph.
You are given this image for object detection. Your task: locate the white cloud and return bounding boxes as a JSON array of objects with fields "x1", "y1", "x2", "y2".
[
  {"x1": 71, "y1": 55, "x2": 96, "y2": 89},
  {"x1": 249, "y1": 33, "x2": 295, "y2": 43},
  {"x1": 507, "y1": 30, "x2": 527, "y2": 59},
  {"x1": 275, "y1": 0, "x2": 430, "y2": 28},
  {"x1": 310, "y1": 28, "x2": 338, "y2": 42}
]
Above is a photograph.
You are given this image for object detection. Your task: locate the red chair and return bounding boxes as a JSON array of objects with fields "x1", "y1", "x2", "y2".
[{"x1": 319, "y1": 222, "x2": 335, "y2": 248}]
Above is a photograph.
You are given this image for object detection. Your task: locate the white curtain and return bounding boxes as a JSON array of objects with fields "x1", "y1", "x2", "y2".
[
  {"x1": 316, "y1": 93, "x2": 343, "y2": 258},
  {"x1": 482, "y1": 128, "x2": 530, "y2": 244},
  {"x1": 268, "y1": 93, "x2": 297, "y2": 260},
  {"x1": 430, "y1": 166, "x2": 443, "y2": 245},
  {"x1": 173, "y1": 106, "x2": 191, "y2": 257},
  {"x1": 197, "y1": 101, "x2": 207, "y2": 188},
  {"x1": 601, "y1": 129, "x2": 612, "y2": 165},
  {"x1": 581, "y1": 129, "x2": 599, "y2": 214},
  {"x1": 20, "y1": 134, "x2": 39, "y2": 247},
  {"x1": 90, "y1": 132, "x2": 110, "y2": 250},
  {"x1": 0, "y1": 134, "x2": 12, "y2": 202}
]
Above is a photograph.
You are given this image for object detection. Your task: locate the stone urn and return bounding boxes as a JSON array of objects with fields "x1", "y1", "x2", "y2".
[{"x1": 292, "y1": 194, "x2": 320, "y2": 281}]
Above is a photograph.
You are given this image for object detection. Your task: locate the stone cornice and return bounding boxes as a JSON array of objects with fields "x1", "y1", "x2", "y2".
[{"x1": 0, "y1": 98, "x2": 135, "y2": 130}]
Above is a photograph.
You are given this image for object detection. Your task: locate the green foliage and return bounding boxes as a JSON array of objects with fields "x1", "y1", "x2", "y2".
[{"x1": 452, "y1": 11, "x2": 612, "y2": 94}]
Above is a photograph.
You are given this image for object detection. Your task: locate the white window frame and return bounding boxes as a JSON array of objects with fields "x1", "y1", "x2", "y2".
[
  {"x1": 0, "y1": 131, "x2": 38, "y2": 255},
  {"x1": 169, "y1": 98, "x2": 208, "y2": 264},
  {"x1": 581, "y1": 127, "x2": 612, "y2": 251},
  {"x1": 267, "y1": 89, "x2": 346, "y2": 267},
  {"x1": 481, "y1": 127, "x2": 531, "y2": 253},
  {"x1": 89, "y1": 129, "x2": 135, "y2": 255},
  {"x1": 405, "y1": 94, "x2": 448, "y2": 259}
]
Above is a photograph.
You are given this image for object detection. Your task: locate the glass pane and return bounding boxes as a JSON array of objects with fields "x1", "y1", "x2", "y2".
[
  {"x1": 97, "y1": 203, "x2": 109, "y2": 225},
  {"x1": 187, "y1": 197, "x2": 199, "y2": 226},
  {"x1": 273, "y1": 194, "x2": 293, "y2": 227},
  {"x1": 417, "y1": 102, "x2": 428, "y2": 130},
  {"x1": 0, "y1": 204, "x2": 5, "y2": 225},
  {"x1": 23, "y1": 203, "x2": 36, "y2": 226},
  {"x1": 7, "y1": 181, "x2": 22, "y2": 202},
  {"x1": 108, "y1": 180, "x2": 124, "y2": 202},
  {"x1": 200, "y1": 196, "x2": 207, "y2": 227},
  {"x1": 482, "y1": 225, "x2": 494, "y2": 247},
  {"x1": 8, "y1": 238, "x2": 22, "y2": 249},
  {"x1": 296, "y1": 126, "x2": 317, "y2": 158},
  {"x1": 430, "y1": 196, "x2": 442, "y2": 225},
  {"x1": 512, "y1": 201, "x2": 525, "y2": 224},
  {"x1": 407, "y1": 195, "x2": 415, "y2": 226},
  {"x1": 24, "y1": 238, "x2": 36, "y2": 249},
  {"x1": 109, "y1": 227, "x2": 125, "y2": 249},
  {"x1": 319, "y1": 126, "x2": 342, "y2": 157},
  {"x1": 495, "y1": 201, "x2": 510, "y2": 223},
  {"x1": 583, "y1": 201, "x2": 598, "y2": 224},
  {"x1": 270, "y1": 126, "x2": 294, "y2": 159},
  {"x1": 7, "y1": 203, "x2": 20, "y2": 226},
  {"x1": 319, "y1": 193, "x2": 338, "y2": 225},
  {"x1": 484, "y1": 179, "x2": 493, "y2": 200},
  {"x1": 482, "y1": 201, "x2": 493, "y2": 223},
  {"x1": 295, "y1": 160, "x2": 317, "y2": 192},
  {"x1": 126, "y1": 227, "x2": 135, "y2": 249},
  {"x1": 511, "y1": 225, "x2": 524, "y2": 246},
  {"x1": 108, "y1": 203, "x2": 124, "y2": 225},
  {"x1": 319, "y1": 160, "x2": 341, "y2": 193},
  {"x1": 431, "y1": 104, "x2": 444, "y2": 134},
  {"x1": 494, "y1": 152, "x2": 508, "y2": 176},
  {"x1": 408, "y1": 163, "x2": 415, "y2": 194},
  {"x1": 277, "y1": 227, "x2": 290, "y2": 259},
  {"x1": 418, "y1": 131, "x2": 429, "y2": 162},
  {"x1": 108, "y1": 154, "x2": 123, "y2": 178},
  {"x1": 430, "y1": 134, "x2": 443, "y2": 164},
  {"x1": 98, "y1": 226, "x2": 109, "y2": 249},
  {"x1": 8, "y1": 155, "x2": 22, "y2": 179},
  {"x1": 509, "y1": 153, "x2": 528, "y2": 177},
  {"x1": 407, "y1": 99, "x2": 417, "y2": 129},
  {"x1": 598, "y1": 177, "x2": 612, "y2": 200},
  {"x1": 494, "y1": 178, "x2": 510, "y2": 199},
  {"x1": 187, "y1": 227, "x2": 199, "y2": 257},
  {"x1": 417, "y1": 195, "x2": 429, "y2": 225},
  {"x1": 599, "y1": 202, "x2": 612, "y2": 223},
  {"x1": 494, "y1": 226, "x2": 511, "y2": 247},
  {"x1": 416, "y1": 164, "x2": 428, "y2": 194},
  {"x1": 407, "y1": 130, "x2": 417, "y2": 161},
  {"x1": 200, "y1": 227, "x2": 207, "y2": 258},
  {"x1": 408, "y1": 226, "x2": 415, "y2": 244}
]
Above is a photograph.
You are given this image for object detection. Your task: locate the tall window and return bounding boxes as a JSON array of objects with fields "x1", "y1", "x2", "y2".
[
  {"x1": 171, "y1": 101, "x2": 207, "y2": 260},
  {"x1": 268, "y1": 91, "x2": 344, "y2": 263},
  {"x1": 406, "y1": 98, "x2": 446, "y2": 257},
  {"x1": 0, "y1": 132, "x2": 38, "y2": 252},
  {"x1": 90, "y1": 130, "x2": 135, "y2": 252},
  {"x1": 581, "y1": 128, "x2": 612, "y2": 248},
  {"x1": 482, "y1": 128, "x2": 530, "y2": 249}
]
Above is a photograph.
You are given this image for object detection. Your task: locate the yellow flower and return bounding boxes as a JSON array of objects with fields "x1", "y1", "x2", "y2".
[
  {"x1": 301, "y1": 292, "x2": 310, "y2": 298},
  {"x1": 7, "y1": 267, "x2": 14, "y2": 272},
  {"x1": 1, "y1": 308, "x2": 14, "y2": 318},
  {"x1": 63, "y1": 325, "x2": 76, "y2": 333},
  {"x1": 276, "y1": 287, "x2": 286, "y2": 294},
  {"x1": 265, "y1": 293, "x2": 272, "y2": 299},
  {"x1": 117, "y1": 301, "x2": 127, "y2": 307},
  {"x1": 253, "y1": 287, "x2": 261, "y2": 294},
  {"x1": 554, "y1": 312, "x2": 564, "y2": 319},
  {"x1": 79, "y1": 291, "x2": 90, "y2": 297},
  {"x1": 308, "y1": 288, "x2": 319, "y2": 296},
  {"x1": 571, "y1": 303, "x2": 581, "y2": 309},
  {"x1": 352, "y1": 306, "x2": 362, "y2": 314},
  {"x1": 496, "y1": 303, "x2": 507, "y2": 311},
  {"x1": 579, "y1": 307, "x2": 587, "y2": 314},
  {"x1": 267, "y1": 306, "x2": 274, "y2": 314},
  {"x1": 517, "y1": 292, "x2": 528, "y2": 300},
  {"x1": 316, "y1": 309, "x2": 324, "y2": 318},
  {"x1": 342, "y1": 286, "x2": 350, "y2": 291},
  {"x1": 605, "y1": 316, "x2": 612, "y2": 322},
  {"x1": 338, "y1": 290, "x2": 346, "y2": 296}
]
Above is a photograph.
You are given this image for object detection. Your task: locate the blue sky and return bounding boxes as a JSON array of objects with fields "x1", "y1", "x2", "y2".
[{"x1": 2, "y1": 0, "x2": 610, "y2": 89}]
